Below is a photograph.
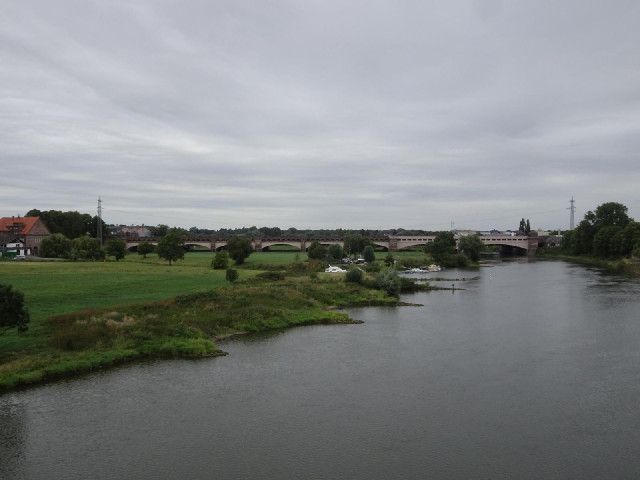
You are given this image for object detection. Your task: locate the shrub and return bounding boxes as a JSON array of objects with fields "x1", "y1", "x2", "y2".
[
  {"x1": 257, "y1": 271, "x2": 285, "y2": 281},
  {"x1": 40, "y1": 233, "x2": 72, "y2": 259},
  {"x1": 212, "y1": 250, "x2": 230, "y2": 269},
  {"x1": 375, "y1": 267, "x2": 401, "y2": 296},
  {"x1": 365, "y1": 261, "x2": 382, "y2": 273},
  {"x1": 455, "y1": 253, "x2": 470, "y2": 267},
  {"x1": 0, "y1": 284, "x2": 30, "y2": 333},
  {"x1": 345, "y1": 266, "x2": 364, "y2": 283},
  {"x1": 226, "y1": 268, "x2": 239, "y2": 282},
  {"x1": 384, "y1": 253, "x2": 395, "y2": 266}
]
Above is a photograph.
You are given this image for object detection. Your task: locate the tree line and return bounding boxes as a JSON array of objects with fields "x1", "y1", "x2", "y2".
[
  {"x1": 561, "y1": 202, "x2": 639, "y2": 259},
  {"x1": 27, "y1": 209, "x2": 110, "y2": 242}
]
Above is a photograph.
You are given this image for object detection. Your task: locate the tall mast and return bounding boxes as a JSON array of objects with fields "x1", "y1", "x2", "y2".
[
  {"x1": 97, "y1": 196, "x2": 103, "y2": 246},
  {"x1": 568, "y1": 196, "x2": 575, "y2": 230}
]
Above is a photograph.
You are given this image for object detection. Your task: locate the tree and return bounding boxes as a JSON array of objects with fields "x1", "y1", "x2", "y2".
[
  {"x1": 226, "y1": 268, "x2": 239, "y2": 282},
  {"x1": 594, "y1": 202, "x2": 631, "y2": 228},
  {"x1": 363, "y1": 245, "x2": 376, "y2": 263},
  {"x1": 156, "y1": 231, "x2": 185, "y2": 265},
  {"x1": 0, "y1": 284, "x2": 30, "y2": 333},
  {"x1": 344, "y1": 234, "x2": 371, "y2": 257},
  {"x1": 327, "y1": 243, "x2": 344, "y2": 261},
  {"x1": 149, "y1": 224, "x2": 169, "y2": 237},
  {"x1": 458, "y1": 234, "x2": 484, "y2": 262},
  {"x1": 105, "y1": 239, "x2": 126, "y2": 261},
  {"x1": 572, "y1": 218, "x2": 598, "y2": 255},
  {"x1": 137, "y1": 241, "x2": 155, "y2": 259},
  {"x1": 307, "y1": 241, "x2": 328, "y2": 260},
  {"x1": 569, "y1": 202, "x2": 633, "y2": 256},
  {"x1": 26, "y1": 209, "x2": 102, "y2": 240},
  {"x1": 71, "y1": 236, "x2": 104, "y2": 261},
  {"x1": 593, "y1": 226, "x2": 623, "y2": 258},
  {"x1": 226, "y1": 236, "x2": 253, "y2": 265},
  {"x1": 621, "y1": 222, "x2": 640, "y2": 256},
  {"x1": 430, "y1": 231, "x2": 456, "y2": 263},
  {"x1": 212, "y1": 250, "x2": 229, "y2": 269},
  {"x1": 519, "y1": 218, "x2": 531, "y2": 234},
  {"x1": 40, "y1": 233, "x2": 72, "y2": 258}
]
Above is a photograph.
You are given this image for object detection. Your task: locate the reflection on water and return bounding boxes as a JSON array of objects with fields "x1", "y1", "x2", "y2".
[
  {"x1": 1, "y1": 260, "x2": 640, "y2": 479},
  {"x1": 0, "y1": 400, "x2": 26, "y2": 475}
]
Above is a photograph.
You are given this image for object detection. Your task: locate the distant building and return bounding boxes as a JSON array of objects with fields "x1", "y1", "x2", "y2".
[{"x1": 0, "y1": 216, "x2": 51, "y2": 256}]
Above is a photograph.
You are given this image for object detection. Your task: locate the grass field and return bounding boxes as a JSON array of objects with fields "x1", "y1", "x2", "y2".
[{"x1": 1, "y1": 250, "x2": 429, "y2": 322}]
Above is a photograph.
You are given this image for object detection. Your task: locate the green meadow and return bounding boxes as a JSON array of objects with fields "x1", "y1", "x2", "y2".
[{"x1": 0, "y1": 251, "x2": 426, "y2": 391}]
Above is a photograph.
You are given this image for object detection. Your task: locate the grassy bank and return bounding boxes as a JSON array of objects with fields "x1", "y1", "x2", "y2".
[
  {"x1": 537, "y1": 251, "x2": 640, "y2": 275},
  {"x1": 0, "y1": 252, "x2": 419, "y2": 391}
]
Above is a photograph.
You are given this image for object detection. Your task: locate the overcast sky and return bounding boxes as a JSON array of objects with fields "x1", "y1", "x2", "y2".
[{"x1": 2, "y1": 0, "x2": 638, "y2": 232}]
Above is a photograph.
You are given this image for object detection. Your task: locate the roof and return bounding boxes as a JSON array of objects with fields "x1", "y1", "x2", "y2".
[{"x1": 0, "y1": 217, "x2": 43, "y2": 234}]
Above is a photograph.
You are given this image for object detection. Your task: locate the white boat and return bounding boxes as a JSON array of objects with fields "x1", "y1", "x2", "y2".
[
  {"x1": 405, "y1": 268, "x2": 427, "y2": 274},
  {"x1": 427, "y1": 264, "x2": 442, "y2": 272},
  {"x1": 325, "y1": 265, "x2": 347, "y2": 273}
]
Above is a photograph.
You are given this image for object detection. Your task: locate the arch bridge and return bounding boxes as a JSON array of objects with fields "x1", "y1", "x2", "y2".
[{"x1": 125, "y1": 234, "x2": 538, "y2": 255}]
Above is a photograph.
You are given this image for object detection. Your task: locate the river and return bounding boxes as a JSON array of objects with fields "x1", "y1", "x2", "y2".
[{"x1": 2, "y1": 259, "x2": 640, "y2": 479}]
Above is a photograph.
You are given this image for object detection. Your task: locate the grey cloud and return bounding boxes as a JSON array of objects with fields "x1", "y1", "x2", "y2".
[{"x1": 1, "y1": 0, "x2": 638, "y2": 230}]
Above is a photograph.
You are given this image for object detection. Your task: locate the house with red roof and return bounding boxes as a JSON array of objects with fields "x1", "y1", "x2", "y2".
[{"x1": 0, "y1": 216, "x2": 51, "y2": 257}]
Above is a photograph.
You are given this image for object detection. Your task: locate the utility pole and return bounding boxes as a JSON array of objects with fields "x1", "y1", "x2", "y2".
[
  {"x1": 568, "y1": 196, "x2": 575, "y2": 230},
  {"x1": 97, "y1": 196, "x2": 103, "y2": 247}
]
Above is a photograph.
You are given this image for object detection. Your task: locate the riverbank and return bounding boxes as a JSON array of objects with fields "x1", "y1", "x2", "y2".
[
  {"x1": 537, "y1": 252, "x2": 640, "y2": 276},
  {"x1": 0, "y1": 275, "x2": 419, "y2": 391},
  {"x1": 1, "y1": 251, "x2": 447, "y2": 392}
]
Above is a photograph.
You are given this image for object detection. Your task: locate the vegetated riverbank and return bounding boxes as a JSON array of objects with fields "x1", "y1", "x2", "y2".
[
  {"x1": 537, "y1": 250, "x2": 640, "y2": 276},
  {"x1": 0, "y1": 250, "x2": 453, "y2": 392},
  {"x1": 0, "y1": 273, "x2": 434, "y2": 391}
]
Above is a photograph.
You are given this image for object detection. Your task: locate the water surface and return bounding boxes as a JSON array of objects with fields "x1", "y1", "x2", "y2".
[{"x1": 2, "y1": 260, "x2": 639, "y2": 479}]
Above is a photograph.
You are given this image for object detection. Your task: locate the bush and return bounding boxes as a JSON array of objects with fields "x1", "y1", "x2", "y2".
[
  {"x1": 384, "y1": 253, "x2": 395, "y2": 266},
  {"x1": 226, "y1": 268, "x2": 239, "y2": 282},
  {"x1": 0, "y1": 284, "x2": 30, "y2": 332},
  {"x1": 257, "y1": 271, "x2": 285, "y2": 281},
  {"x1": 455, "y1": 253, "x2": 470, "y2": 267},
  {"x1": 365, "y1": 261, "x2": 382, "y2": 273},
  {"x1": 71, "y1": 236, "x2": 104, "y2": 261},
  {"x1": 105, "y1": 239, "x2": 126, "y2": 261},
  {"x1": 375, "y1": 267, "x2": 401, "y2": 296},
  {"x1": 212, "y1": 250, "x2": 230, "y2": 270},
  {"x1": 40, "y1": 233, "x2": 72, "y2": 259},
  {"x1": 345, "y1": 266, "x2": 364, "y2": 283}
]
